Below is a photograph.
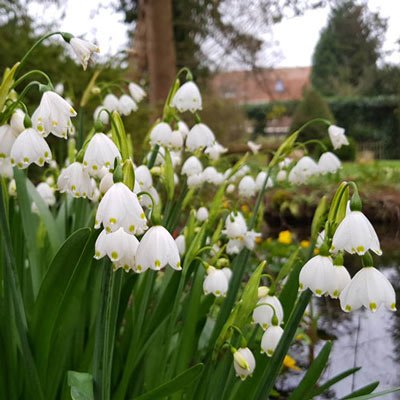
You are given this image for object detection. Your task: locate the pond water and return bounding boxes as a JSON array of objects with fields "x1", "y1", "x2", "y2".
[{"x1": 276, "y1": 226, "x2": 400, "y2": 399}]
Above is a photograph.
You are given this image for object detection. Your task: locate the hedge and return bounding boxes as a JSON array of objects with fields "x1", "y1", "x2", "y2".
[{"x1": 244, "y1": 95, "x2": 400, "y2": 159}]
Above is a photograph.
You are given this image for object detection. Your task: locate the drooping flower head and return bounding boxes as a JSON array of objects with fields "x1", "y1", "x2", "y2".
[
  {"x1": 171, "y1": 81, "x2": 202, "y2": 113},
  {"x1": 69, "y1": 37, "x2": 100, "y2": 70}
]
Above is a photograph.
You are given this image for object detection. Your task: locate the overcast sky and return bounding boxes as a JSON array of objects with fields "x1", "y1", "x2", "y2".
[{"x1": 28, "y1": 0, "x2": 400, "y2": 68}]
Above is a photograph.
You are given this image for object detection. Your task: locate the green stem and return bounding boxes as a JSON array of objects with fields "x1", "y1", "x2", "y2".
[
  {"x1": 147, "y1": 144, "x2": 160, "y2": 169},
  {"x1": 12, "y1": 70, "x2": 53, "y2": 89},
  {"x1": 249, "y1": 168, "x2": 271, "y2": 229}
]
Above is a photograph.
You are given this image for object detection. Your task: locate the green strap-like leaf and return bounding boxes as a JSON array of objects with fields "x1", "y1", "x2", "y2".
[
  {"x1": 341, "y1": 382, "x2": 380, "y2": 399},
  {"x1": 134, "y1": 364, "x2": 204, "y2": 400},
  {"x1": 344, "y1": 387, "x2": 400, "y2": 400},
  {"x1": 68, "y1": 371, "x2": 94, "y2": 400},
  {"x1": 288, "y1": 341, "x2": 332, "y2": 400}
]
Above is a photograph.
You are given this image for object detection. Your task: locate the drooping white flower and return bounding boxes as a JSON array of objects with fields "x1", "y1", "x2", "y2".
[
  {"x1": 128, "y1": 82, "x2": 146, "y2": 103},
  {"x1": 187, "y1": 173, "x2": 203, "y2": 188},
  {"x1": 228, "y1": 165, "x2": 250, "y2": 182},
  {"x1": 54, "y1": 82, "x2": 64, "y2": 95},
  {"x1": 226, "y1": 183, "x2": 235, "y2": 193},
  {"x1": 10, "y1": 109, "x2": 25, "y2": 134},
  {"x1": 222, "y1": 267, "x2": 232, "y2": 282},
  {"x1": 36, "y1": 182, "x2": 56, "y2": 206},
  {"x1": 204, "y1": 142, "x2": 228, "y2": 161},
  {"x1": 57, "y1": 162, "x2": 94, "y2": 199},
  {"x1": 328, "y1": 125, "x2": 349, "y2": 150},
  {"x1": 175, "y1": 234, "x2": 186, "y2": 256},
  {"x1": 288, "y1": 156, "x2": 319, "y2": 185},
  {"x1": 203, "y1": 266, "x2": 229, "y2": 297},
  {"x1": 94, "y1": 228, "x2": 139, "y2": 271},
  {"x1": 177, "y1": 120, "x2": 189, "y2": 138},
  {"x1": 181, "y1": 156, "x2": 203, "y2": 176},
  {"x1": 10, "y1": 128, "x2": 52, "y2": 168},
  {"x1": 167, "y1": 130, "x2": 184, "y2": 150},
  {"x1": 224, "y1": 212, "x2": 248, "y2": 239},
  {"x1": 94, "y1": 106, "x2": 109, "y2": 125},
  {"x1": 238, "y1": 176, "x2": 257, "y2": 198},
  {"x1": 118, "y1": 95, "x2": 138, "y2": 116},
  {"x1": 261, "y1": 326, "x2": 284, "y2": 357},
  {"x1": 171, "y1": 81, "x2": 202, "y2": 113},
  {"x1": 95, "y1": 182, "x2": 147, "y2": 235},
  {"x1": 339, "y1": 267, "x2": 396, "y2": 312},
  {"x1": 69, "y1": 37, "x2": 99, "y2": 70},
  {"x1": 318, "y1": 152, "x2": 341, "y2": 174},
  {"x1": 139, "y1": 186, "x2": 159, "y2": 209},
  {"x1": 170, "y1": 151, "x2": 182, "y2": 168},
  {"x1": 233, "y1": 347, "x2": 256, "y2": 380},
  {"x1": 150, "y1": 122, "x2": 173, "y2": 147},
  {"x1": 186, "y1": 123, "x2": 215, "y2": 152},
  {"x1": 299, "y1": 255, "x2": 337, "y2": 296},
  {"x1": 276, "y1": 170, "x2": 287, "y2": 183},
  {"x1": 202, "y1": 166, "x2": 224, "y2": 185},
  {"x1": 103, "y1": 94, "x2": 120, "y2": 113},
  {"x1": 252, "y1": 295, "x2": 284, "y2": 330},
  {"x1": 328, "y1": 265, "x2": 351, "y2": 298},
  {"x1": 99, "y1": 171, "x2": 114, "y2": 194},
  {"x1": 134, "y1": 226, "x2": 181, "y2": 273},
  {"x1": 196, "y1": 207, "x2": 209, "y2": 222},
  {"x1": 247, "y1": 140, "x2": 262, "y2": 154},
  {"x1": 83, "y1": 133, "x2": 121, "y2": 176},
  {"x1": 0, "y1": 158, "x2": 13, "y2": 178},
  {"x1": 8, "y1": 179, "x2": 16, "y2": 195},
  {"x1": 331, "y1": 211, "x2": 381, "y2": 255},
  {"x1": 135, "y1": 165, "x2": 153, "y2": 190},
  {"x1": 316, "y1": 230, "x2": 325, "y2": 249},
  {"x1": 32, "y1": 91, "x2": 76, "y2": 139},
  {"x1": 255, "y1": 171, "x2": 273, "y2": 191},
  {"x1": 243, "y1": 230, "x2": 261, "y2": 251},
  {"x1": 0, "y1": 125, "x2": 17, "y2": 158}
]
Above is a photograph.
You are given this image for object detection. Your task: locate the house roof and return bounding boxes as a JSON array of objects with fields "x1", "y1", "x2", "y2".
[{"x1": 210, "y1": 66, "x2": 311, "y2": 104}]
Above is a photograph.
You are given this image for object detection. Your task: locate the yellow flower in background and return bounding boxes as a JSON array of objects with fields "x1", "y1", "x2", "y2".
[
  {"x1": 283, "y1": 355, "x2": 301, "y2": 371},
  {"x1": 255, "y1": 236, "x2": 263, "y2": 244},
  {"x1": 300, "y1": 240, "x2": 310, "y2": 248},
  {"x1": 241, "y1": 204, "x2": 250, "y2": 214},
  {"x1": 314, "y1": 248, "x2": 320, "y2": 255},
  {"x1": 278, "y1": 230, "x2": 292, "y2": 245},
  {"x1": 222, "y1": 200, "x2": 230, "y2": 209}
]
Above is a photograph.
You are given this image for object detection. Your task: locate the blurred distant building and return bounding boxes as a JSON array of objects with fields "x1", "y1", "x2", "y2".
[
  {"x1": 210, "y1": 67, "x2": 311, "y2": 137},
  {"x1": 210, "y1": 66, "x2": 311, "y2": 104}
]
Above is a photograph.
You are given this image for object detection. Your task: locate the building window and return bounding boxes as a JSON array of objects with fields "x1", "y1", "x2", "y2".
[{"x1": 274, "y1": 79, "x2": 285, "y2": 93}]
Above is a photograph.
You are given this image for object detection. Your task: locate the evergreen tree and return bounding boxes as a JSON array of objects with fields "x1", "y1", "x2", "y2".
[{"x1": 311, "y1": 0, "x2": 386, "y2": 96}]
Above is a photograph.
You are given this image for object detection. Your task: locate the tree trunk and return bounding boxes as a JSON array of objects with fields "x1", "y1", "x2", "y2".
[{"x1": 144, "y1": 0, "x2": 176, "y2": 107}]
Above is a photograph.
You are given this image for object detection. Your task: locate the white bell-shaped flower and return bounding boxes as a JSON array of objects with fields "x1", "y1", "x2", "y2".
[
  {"x1": 0, "y1": 125, "x2": 17, "y2": 158},
  {"x1": 32, "y1": 91, "x2": 76, "y2": 139},
  {"x1": 168, "y1": 130, "x2": 184, "y2": 150},
  {"x1": 36, "y1": 182, "x2": 56, "y2": 206},
  {"x1": 340, "y1": 267, "x2": 396, "y2": 312},
  {"x1": 134, "y1": 226, "x2": 181, "y2": 273},
  {"x1": 118, "y1": 95, "x2": 137, "y2": 116},
  {"x1": 222, "y1": 267, "x2": 232, "y2": 282},
  {"x1": 226, "y1": 238, "x2": 244, "y2": 255},
  {"x1": 139, "y1": 186, "x2": 159, "y2": 209},
  {"x1": 331, "y1": 211, "x2": 381, "y2": 255},
  {"x1": 94, "y1": 228, "x2": 139, "y2": 271},
  {"x1": 0, "y1": 158, "x2": 13, "y2": 178},
  {"x1": 187, "y1": 173, "x2": 203, "y2": 188},
  {"x1": 247, "y1": 140, "x2": 261, "y2": 154},
  {"x1": 261, "y1": 326, "x2": 284, "y2": 357},
  {"x1": 128, "y1": 82, "x2": 146, "y2": 103},
  {"x1": 252, "y1": 295, "x2": 284, "y2": 330},
  {"x1": 228, "y1": 165, "x2": 250, "y2": 182},
  {"x1": 182, "y1": 156, "x2": 203, "y2": 176},
  {"x1": 10, "y1": 128, "x2": 52, "y2": 168},
  {"x1": 328, "y1": 264, "x2": 351, "y2": 298},
  {"x1": 171, "y1": 81, "x2": 202, "y2": 113},
  {"x1": 299, "y1": 255, "x2": 336, "y2": 296},
  {"x1": 226, "y1": 183, "x2": 235, "y2": 193},
  {"x1": 175, "y1": 234, "x2": 186, "y2": 256},
  {"x1": 135, "y1": 165, "x2": 152, "y2": 190},
  {"x1": 224, "y1": 212, "x2": 248, "y2": 239},
  {"x1": 202, "y1": 166, "x2": 224, "y2": 185},
  {"x1": 57, "y1": 162, "x2": 94, "y2": 198},
  {"x1": 83, "y1": 133, "x2": 121, "y2": 176},
  {"x1": 99, "y1": 171, "x2": 114, "y2": 194},
  {"x1": 318, "y1": 152, "x2": 341, "y2": 174},
  {"x1": 276, "y1": 170, "x2": 287, "y2": 182},
  {"x1": 244, "y1": 230, "x2": 261, "y2": 251},
  {"x1": 233, "y1": 347, "x2": 256, "y2": 380},
  {"x1": 238, "y1": 176, "x2": 257, "y2": 198},
  {"x1": 150, "y1": 122, "x2": 173, "y2": 147},
  {"x1": 95, "y1": 182, "x2": 147, "y2": 235},
  {"x1": 10, "y1": 109, "x2": 26, "y2": 134},
  {"x1": 186, "y1": 123, "x2": 215, "y2": 152},
  {"x1": 94, "y1": 106, "x2": 109, "y2": 125},
  {"x1": 69, "y1": 37, "x2": 99, "y2": 70},
  {"x1": 170, "y1": 151, "x2": 182, "y2": 168},
  {"x1": 328, "y1": 125, "x2": 348, "y2": 150},
  {"x1": 196, "y1": 207, "x2": 209, "y2": 222},
  {"x1": 288, "y1": 156, "x2": 319, "y2": 184},
  {"x1": 203, "y1": 266, "x2": 229, "y2": 297},
  {"x1": 255, "y1": 171, "x2": 273, "y2": 191},
  {"x1": 204, "y1": 142, "x2": 228, "y2": 161},
  {"x1": 103, "y1": 94, "x2": 120, "y2": 112},
  {"x1": 54, "y1": 83, "x2": 64, "y2": 95},
  {"x1": 177, "y1": 121, "x2": 189, "y2": 138}
]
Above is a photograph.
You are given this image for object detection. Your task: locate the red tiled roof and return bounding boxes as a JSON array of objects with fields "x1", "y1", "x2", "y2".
[{"x1": 210, "y1": 67, "x2": 311, "y2": 104}]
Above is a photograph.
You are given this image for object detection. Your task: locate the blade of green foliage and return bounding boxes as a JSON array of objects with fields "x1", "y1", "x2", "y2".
[
  {"x1": 163, "y1": 148, "x2": 175, "y2": 201},
  {"x1": 30, "y1": 228, "x2": 91, "y2": 386},
  {"x1": 134, "y1": 364, "x2": 204, "y2": 400},
  {"x1": 68, "y1": 371, "x2": 94, "y2": 400},
  {"x1": 14, "y1": 168, "x2": 41, "y2": 297},
  {"x1": 345, "y1": 387, "x2": 400, "y2": 400},
  {"x1": 288, "y1": 341, "x2": 332, "y2": 400},
  {"x1": 0, "y1": 62, "x2": 19, "y2": 114},
  {"x1": 341, "y1": 382, "x2": 380, "y2": 399},
  {"x1": 309, "y1": 367, "x2": 361, "y2": 398},
  {"x1": 0, "y1": 180, "x2": 44, "y2": 399},
  {"x1": 26, "y1": 179, "x2": 63, "y2": 253},
  {"x1": 311, "y1": 195, "x2": 328, "y2": 242}
]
